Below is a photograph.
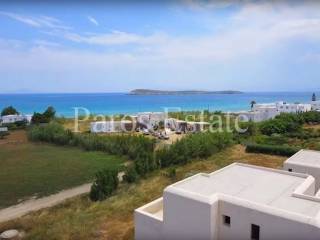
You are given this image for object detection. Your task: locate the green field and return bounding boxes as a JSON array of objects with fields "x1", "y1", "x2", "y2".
[
  {"x1": 0, "y1": 143, "x2": 126, "y2": 208},
  {"x1": 0, "y1": 145, "x2": 286, "y2": 240}
]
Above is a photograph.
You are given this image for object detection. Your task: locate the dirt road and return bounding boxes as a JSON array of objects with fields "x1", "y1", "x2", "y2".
[{"x1": 0, "y1": 183, "x2": 91, "y2": 223}]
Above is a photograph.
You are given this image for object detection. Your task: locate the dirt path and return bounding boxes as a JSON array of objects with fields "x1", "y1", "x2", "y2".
[{"x1": 0, "y1": 183, "x2": 92, "y2": 223}]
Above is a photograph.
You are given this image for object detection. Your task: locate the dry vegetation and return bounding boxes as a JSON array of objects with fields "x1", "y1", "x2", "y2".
[{"x1": 0, "y1": 145, "x2": 286, "y2": 240}]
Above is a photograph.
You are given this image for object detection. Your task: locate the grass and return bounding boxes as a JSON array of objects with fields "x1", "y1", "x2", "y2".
[
  {"x1": 0, "y1": 131, "x2": 126, "y2": 208},
  {"x1": 0, "y1": 145, "x2": 286, "y2": 240}
]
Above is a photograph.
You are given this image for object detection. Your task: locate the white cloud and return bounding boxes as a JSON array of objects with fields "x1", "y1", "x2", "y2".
[
  {"x1": 33, "y1": 40, "x2": 61, "y2": 47},
  {"x1": 0, "y1": 11, "x2": 41, "y2": 27},
  {"x1": 1, "y1": 1, "x2": 320, "y2": 92},
  {"x1": 41, "y1": 1, "x2": 318, "y2": 63},
  {"x1": 0, "y1": 11, "x2": 70, "y2": 30},
  {"x1": 87, "y1": 16, "x2": 99, "y2": 26},
  {"x1": 62, "y1": 30, "x2": 169, "y2": 46}
]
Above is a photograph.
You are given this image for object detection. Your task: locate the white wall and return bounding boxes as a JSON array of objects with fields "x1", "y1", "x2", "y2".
[
  {"x1": 135, "y1": 212, "x2": 163, "y2": 240},
  {"x1": 163, "y1": 191, "x2": 218, "y2": 240},
  {"x1": 218, "y1": 201, "x2": 320, "y2": 240},
  {"x1": 284, "y1": 163, "x2": 320, "y2": 191},
  {"x1": 311, "y1": 101, "x2": 320, "y2": 110}
]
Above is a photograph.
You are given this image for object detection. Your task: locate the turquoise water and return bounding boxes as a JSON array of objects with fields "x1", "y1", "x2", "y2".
[{"x1": 0, "y1": 92, "x2": 317, "y2": 117}]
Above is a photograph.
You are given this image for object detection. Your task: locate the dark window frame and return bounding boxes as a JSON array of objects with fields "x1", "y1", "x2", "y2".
[
  {"x1": 251, "y1": 224, "x2": 260, "y2": 240},
  {"x1": 223, "y1": 215, "x2": 231, "y2": 226}
]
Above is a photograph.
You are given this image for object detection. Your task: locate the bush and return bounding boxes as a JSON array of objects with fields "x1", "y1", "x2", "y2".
[
  {"x1": 28, "y1": 123, "x2": 156, "y2": 160},
  {"x1": 123, "y1": 166, "x2": 139, "y2": 183},
  {"x1": 156, "y1": 132, "x2": 233, "y2": 168},
  {"x1": 90, "y1": 169, "x2": 119, "y2": 201},
  {"x1": 31, "y1": 106, "x2": 56, "y2": 124},
  {"x1": 166, "y1": 167, "x2": 177, "y2": 180},
  {"x1": 1, "y1": 106, "x2": 19, "y2": 116},
  {"x1": 259, "y1": 113, "x2": 303, "y2": 136},
  {"x1": 245, "y1": 143, "x2": 299, "y2": 157},
  {"x1": 27, "y1": 122, "x2": 73, "y2": 145},
  {"x1": 301, "y1": 111, "x2": 320, "y2": 124},
  {"x1": 134, "y1": 151, "x2": 157, "y2": 177}
]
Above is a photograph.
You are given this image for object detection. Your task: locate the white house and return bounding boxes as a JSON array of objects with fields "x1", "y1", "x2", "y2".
[
  {"x1": 136, "y1": 160, "x2": 320, "y2": 239},
  {"x1": 311, "y1": 101, "x2": 320, "y2": 111},
  {"x1": 237, "y1": 107, "x2": 279, "y2": 122},
  {"x1": 90, "y1": 120, "x2": 135, "y2": 133},
  {"x1": 0, "y1": 114, "x2": 32, "y2": 124},
  {"x1": 137, "y1": 112, "x2": 166, "y2": 130},
  {"x1": 239, "y1": 101, "x2": 312, "y2": 122},
  {"x1": 284, "y1": 149, "x2": 320, "y2": 191}
]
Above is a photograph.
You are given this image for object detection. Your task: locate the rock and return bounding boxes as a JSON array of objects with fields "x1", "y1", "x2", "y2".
[{"x1": 0, "y1": 229, "x2": 19, "y2": 239}]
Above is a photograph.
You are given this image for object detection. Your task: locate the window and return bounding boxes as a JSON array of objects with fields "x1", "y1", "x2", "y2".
[
  {"x1": 223, "y1": 215, "x2": 231, "y2": 226},
  {"x1": 288, "y1": 168, "x2": 292, "y2": 172},
  {"x1": 251, "y1": 224, "x2": 260, "y2": 240}
]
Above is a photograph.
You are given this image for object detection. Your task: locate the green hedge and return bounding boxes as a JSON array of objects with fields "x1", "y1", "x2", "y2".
[
  {"x1": 245, "y1": 143, "x2": 299, "y2": 157},
  {"x1": 27, "y1": 122, "x2": 155, "y2": 160},
  {"x1": 156, "y1": 132, "x2": 233, "y2": 168}
]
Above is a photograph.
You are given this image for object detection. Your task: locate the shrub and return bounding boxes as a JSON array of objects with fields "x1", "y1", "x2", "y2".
[
  {"x1": 166, "y1": 167, "x2": 177, "y2": 180},
  {"x1": 28, "y1": 123, "x2": 156, "y2": 161},
  {"x1": 27, "y1": 122, "x2": 73, "y2": 145},
  {"x1": 134, "y1": 151, "x2": 157, "y2": 177},
  {"x1": 123, "y1": 166, "x2": 139, "y2": 183},
  {"x1": 245, "y1": 143, "x2": 299, "y2": 157},
  {"x1": 31, "y1": 106, "x2": 56, "y2": 124},
  {"x1": 301, "y1": 111, "x2": 320, "y2": 124},
  {"x1": 90, "y1": 169, "x2": 119, "y2": 201},
  {"x1": 156, "y1": 132, "x2": 233, "y2": 168},
  {"x1": 1, "y1": 106, "x2": 19, "y2": 116},
  {"x1": 259, "y1": 113, "x2": 303, "y2": 135}
]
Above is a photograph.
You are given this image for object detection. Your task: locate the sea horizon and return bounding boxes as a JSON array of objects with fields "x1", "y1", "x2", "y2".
[{"x1": 0, "y1": 91, "x2": 318, "y2": 117}]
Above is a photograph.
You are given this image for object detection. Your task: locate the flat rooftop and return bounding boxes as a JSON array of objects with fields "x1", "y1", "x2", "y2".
[
  {"x1": 285, "y1": 149, "x2": 320, "y2": 168},
  {"x1": 170, "y1": 164, "x2": 320, "y2": 217}
]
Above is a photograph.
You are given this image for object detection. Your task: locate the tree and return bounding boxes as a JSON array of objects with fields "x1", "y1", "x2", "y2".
[
  {"x1": 1, "y1": 106, "x2": 19, "y2": 116},
  {"x1": 90, "y1": 169, "x2": 119, "y2": 201},
  {"x1": 31, "y1": 106, "x2": 56, "y2": 124},
  {"x1": 250, "y1": 101, "x2": 256, "y2": 110},
  {"x1": 312, "y1": 93, "x2": 317, "y2": 102},
  {"x1": 123, "y1": 166, "x2": 139, "y2": 183},
  {"x1": 43, "y1": 106, "x2": 56, "y2": 121}
]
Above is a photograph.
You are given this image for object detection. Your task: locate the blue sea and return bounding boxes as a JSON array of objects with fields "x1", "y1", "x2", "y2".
[{"x1": 0, "y1": 92, "x2": 318, "y2": 117}]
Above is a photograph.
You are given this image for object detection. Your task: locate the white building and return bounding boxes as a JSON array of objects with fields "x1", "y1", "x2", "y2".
[
  {"x1": 136, "y1": 160, "x2": 320, "y2": 239},
  {"x1": 311, "y1": 101, "x2": 320, "y2": 111},
  {"x1": 239, "y1": 101, "x2": 312, "y2": 122},
  {"x1": 90, "y1": 120, "x2": 135, "y2": 133},
  {"x1": 0, "y1": 114, "x2": 32, "y2": 124},
  {"x1": 253, "y1": 101, "x2": 312, "y2": 113},
  {"x1": 238, "y1": 107, "x2": 279, "y2": 123},
  {"x1": 137, "y1": 112, "x2": 166, "y2": 130},
  {"x1": 284, "y1": 149, "x2": 320, "y2": 191}
]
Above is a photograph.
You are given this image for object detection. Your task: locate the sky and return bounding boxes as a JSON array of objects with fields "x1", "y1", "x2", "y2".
[{"x1": 0, "y1": 0, "x2": 320, "y2": 93}]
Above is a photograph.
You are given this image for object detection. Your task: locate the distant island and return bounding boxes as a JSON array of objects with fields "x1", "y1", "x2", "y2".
[{"x1": 129, "y1": 89, "x2": 243, "y2": 95}]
